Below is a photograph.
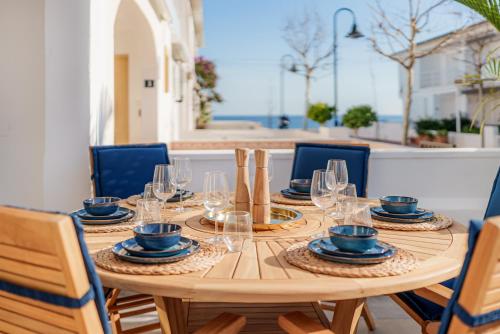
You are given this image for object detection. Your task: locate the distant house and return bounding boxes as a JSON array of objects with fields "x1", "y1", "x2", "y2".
[{"x1": 394, "y1": 21, "x2": 500, "y2": 125}]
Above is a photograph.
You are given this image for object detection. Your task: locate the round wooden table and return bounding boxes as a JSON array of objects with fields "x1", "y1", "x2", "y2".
[{"x1": 85, "y1": 200, "x2": 467, "y2": 334}]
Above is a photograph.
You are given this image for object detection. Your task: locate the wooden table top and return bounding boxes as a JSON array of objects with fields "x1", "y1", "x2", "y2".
[{"x1": 85, "y1": 200, "x2": 468, "y2": 303}]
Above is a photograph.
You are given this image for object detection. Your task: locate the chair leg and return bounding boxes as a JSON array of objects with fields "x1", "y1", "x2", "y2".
[{"x1": 362, "y1": 304, "x2": 376, "y2": 331}]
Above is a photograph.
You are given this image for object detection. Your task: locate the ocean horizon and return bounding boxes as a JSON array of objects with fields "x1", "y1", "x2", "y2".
[{"x1": 213, "y1": 114, "x2": 403, "y2": 129}]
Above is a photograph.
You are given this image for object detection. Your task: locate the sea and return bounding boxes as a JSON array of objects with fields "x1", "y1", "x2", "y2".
[{"x1": 213, "y1": 114, "x2": 403, "y2": 129}]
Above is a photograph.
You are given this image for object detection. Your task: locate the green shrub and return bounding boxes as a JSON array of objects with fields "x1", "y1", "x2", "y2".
[
  {"x1": 342, "y1": 105, "x2": 377, "y2": 133},
  {"x1": 307, "y1": 103, "x2": 335, "y2": 125}
]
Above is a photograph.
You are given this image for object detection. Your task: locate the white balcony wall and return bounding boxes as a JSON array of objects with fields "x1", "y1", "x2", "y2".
[{"x1": 171, "y1": 148, "x2": 500, "y2": 224}]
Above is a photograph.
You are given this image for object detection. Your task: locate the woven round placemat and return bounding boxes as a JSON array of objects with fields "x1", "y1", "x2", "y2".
[
  {"x1": 285, "y1": 241, "x2": 417, "y2": 278},
  {"x1": 271, "y1": 193, "x2": 315, "y2": 206},
  {"x1": 83, "y1": 219, "x2": 139, "y2": 233},
  {"x1": 372, "y1": 214, "x2": 453, "y2": 231},
  {"x1": 94, "y1": 243, "x2": 224, "y2": 275},
  {"x1": 127, "y1": 193, "x2": 203, "y2": 208}
]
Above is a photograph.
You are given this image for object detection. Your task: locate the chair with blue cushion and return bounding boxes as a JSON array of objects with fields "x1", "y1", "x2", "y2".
[
  {"x1": 277, "y1": 218, "x2": 500, "y2": 334},
  {"x1": 90, "y1": 143, "x2": 170, "y2": 199},
  {"x1": 0, "y1": 206, "x2": 247, "y2": 334},
  {"x1": 390, "y1": 165, "x2": 500, "y2": 331},
  {"x1": 0, "y1": 206, "x2": 111, "y2": 333},
  {"x1": 291, "y1": 143, "x2": 370, "y2": 197}
]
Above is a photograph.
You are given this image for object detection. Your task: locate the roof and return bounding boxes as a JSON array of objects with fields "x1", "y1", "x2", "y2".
[{"x1": 391, "y1": 20, "x2": 496, "y2": 56}]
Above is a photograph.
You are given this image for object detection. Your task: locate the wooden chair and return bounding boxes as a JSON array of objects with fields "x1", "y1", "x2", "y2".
[
  {"x1": 277, "y1": 218, "x2": 500, "y2": 334},
  {"x1": 0, "y1": 206, "x2": 247, "y2": 334},
  {"x1": 89, "y1": 143, "x2": 169, "y2": 333},
  {"x1": 390, "y1": 165, "x2": 500, "y2": 331}
]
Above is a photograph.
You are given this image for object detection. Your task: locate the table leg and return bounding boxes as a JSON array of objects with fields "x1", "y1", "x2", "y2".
[
  {"x1": 331, "y1": 298, "x2": 365, "y2": 334},
  {"x1": 153, "y1": 296, "x2": 188, "y2": 334}
]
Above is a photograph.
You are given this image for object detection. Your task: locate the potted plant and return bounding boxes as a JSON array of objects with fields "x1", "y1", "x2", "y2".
[
  {"x1": 307, "y1": 103, "x2": 336, "y2": 134},
  {"x1": 194, "y1": 57, "x2": 223, "y2": 129},
  {"x1": 435, "y1": 129, "x2": 448, "y2": 143},
  {"x1": 342, "y1": 105, "x2": 377, "y2": 137},
  {"x1": 414, "y1": 118, "x2": 441, "y2": 144}
]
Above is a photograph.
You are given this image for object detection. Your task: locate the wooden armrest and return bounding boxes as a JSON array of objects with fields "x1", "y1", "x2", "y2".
[
  {"x1": 424, "y1": 321, "x2": 441, "y2": 334},
  {"x1": 278, "y1": 312, "x2": 335, "y2": 334},
  {"x1": 414, "y1": 284, "x2": 453, "y2": 308},
  {"x1": 194, "y1": 312, "x2": 246, "y2": 334}
]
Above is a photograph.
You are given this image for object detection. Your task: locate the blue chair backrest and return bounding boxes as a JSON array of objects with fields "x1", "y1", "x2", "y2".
[
  {"x1": 290, "y1": 143, "x2": 371, "y2": 197},
  {"x1": 0, "y1": 206, "x2": 110, "y2": 333},
  {"x1": 90, "y1": 143, "x2": 169, "y2": 199},
  {"x1": 484, "y1": 166, "x2": 500, "y2": 219},
  {"x1": 438, "y1": 219, "x2": 500, "y2": 333}
]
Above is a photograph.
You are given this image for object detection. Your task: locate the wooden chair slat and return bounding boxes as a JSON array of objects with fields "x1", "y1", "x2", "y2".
[
  {"x1": 0, "y1": 270, "x2": 67, "y2": 295},
  {"x1": 0, "y1": 319, "x2": 36, "y2": 334},
  {"x1": 0, "y1": 293, "x2": 75, "y2": 330},
  {"x1": 0, "y1": 256, "x2": 67, "y2": 285},
  {"x1": 0, "y1": 243, "x2": 62, "y2": 270},
  {"x1": 0, "y1": 306, "x2": 76, "y2": 334},
  {"x1": 0, "y1": 291, "x2": 73, "y2": 316}
]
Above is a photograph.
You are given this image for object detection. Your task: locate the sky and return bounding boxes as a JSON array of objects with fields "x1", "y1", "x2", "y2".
[{"x1": 199, "y1": 0, "x2": 473, "y2": 117}]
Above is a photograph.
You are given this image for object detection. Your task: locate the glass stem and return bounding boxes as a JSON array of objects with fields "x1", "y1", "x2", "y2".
[{"x1": 179, "y1": 188, "x2": 183, "y2": 210}]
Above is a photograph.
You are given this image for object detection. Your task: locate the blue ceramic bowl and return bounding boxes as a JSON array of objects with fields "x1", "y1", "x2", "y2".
[
  {"x1": 83, "y1": 197, "x2": 120, "y2": 216},
  {"x1": 380, "y1": 196, "x2": 418, "y2": 214},
  {"x1": 328, "y1": 225, "x2": 378, "y2": 253},
  {"x1": 133, "y1": 223, "x2": 182, "y2": 250},
  {"x1": 290, "y1": 179, "x2": 311, "y2": 193}
]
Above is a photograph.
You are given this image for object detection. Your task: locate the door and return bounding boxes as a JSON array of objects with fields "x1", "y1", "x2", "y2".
[{"x1": 114, "y1": 55, "x2": 129, "y2": 144}]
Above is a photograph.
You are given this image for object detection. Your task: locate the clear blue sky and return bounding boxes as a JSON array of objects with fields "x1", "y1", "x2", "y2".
[{"x1": 199, "y1": 0, "x2": 472, "y2": 117}]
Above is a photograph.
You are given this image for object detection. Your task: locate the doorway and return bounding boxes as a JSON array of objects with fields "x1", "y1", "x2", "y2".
[{"x1": 114, "y1": 54, "x2": 129, "y2": 144}]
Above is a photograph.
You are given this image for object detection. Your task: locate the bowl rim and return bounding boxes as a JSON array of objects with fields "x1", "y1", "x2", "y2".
[
  {"x1": 133, "y1": 223, "x2": 182, "y2": 236},
  {"x1": 84, "y1": 197, "x2": 121, "y2": 206},
  {"x1": 379, "y1": 195, "x2": 418, "y2": 204},
  {"x1": 329, "y1": 225, "x2": 378, "y2": 239},
  {"x1": 290, "y1": 178, "x2": 312, "y2": 185}
]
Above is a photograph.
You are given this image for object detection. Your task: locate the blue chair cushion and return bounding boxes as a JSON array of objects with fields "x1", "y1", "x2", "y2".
[
  {"x1": 91, "y1": 143, "x2": 169, "y2": 199},
  {"x1": 484, "y1": 166, "x2": 500, "y2": 219},
  {"x1": 290, "y1": 143, "x2": 370, "y2": 197},
  {"x1": 396, "y1": 278, "x2": 456, "y2": 322}
]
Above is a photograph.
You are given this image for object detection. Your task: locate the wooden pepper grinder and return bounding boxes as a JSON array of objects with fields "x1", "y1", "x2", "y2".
[
  {"x1": 234, "y1": 148, "x2": 252, "y2": 212},
  {"x1": 253, "y1": 149, "x2": 271, "y2": 224}
]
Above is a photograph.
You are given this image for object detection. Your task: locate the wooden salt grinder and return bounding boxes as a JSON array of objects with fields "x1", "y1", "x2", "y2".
[
  {"x1": 234, "y1": 148, "x2": 252, "y2": 212},
  {"x1": 252, "y1": 149, "x2": 271, "y2": 224}
]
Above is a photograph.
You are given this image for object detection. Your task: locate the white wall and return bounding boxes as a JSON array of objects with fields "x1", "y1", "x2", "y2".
[
  {"x1": 0, "y1": 0, "x2": 45, "y2": 207},
  {"x1": 171, "y1": 148, "x2": 500, "y2": 224},
  {"x1": 0, "y1": 0, "x2": 92, "y2": 211}
]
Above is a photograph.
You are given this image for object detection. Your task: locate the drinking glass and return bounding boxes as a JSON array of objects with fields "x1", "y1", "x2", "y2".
[
  {"x1": 135, "y1": 199, "x2": 161, "y2": 224},
  {"x1": 268, "y1": 153, "x2": 274, "y2": 183},
  {"x1": 311, "y1": 170, "x2": 335, "y2": 236},
  {"x1": 327, "y1": 159, "x2": 349, "y2": 218},
  {"x1": 203, "y1": 171, "x2": 230, "y2": 244},
  {"x1": 173, "y1": 157, "x2": 192, "y2": 212},
  {"x1": 339, "y1": 183, "x2": 358, "y2": 223},
  {"x1": 143, "y1": 182, "x2": 157, "y2": 201},
  {"x1": 152, "y1": 164, "x2": 176, "y2": 210},
  {"x1": 346, "y1": 204, "x2": 373, "y2": 227},
  {"x1": 223, "y1": 211, "x2": 252, "y2": 252}
]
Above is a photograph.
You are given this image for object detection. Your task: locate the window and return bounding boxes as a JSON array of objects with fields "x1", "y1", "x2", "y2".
[{"x1": 419, "y1": 54, "x2": 441, "y2": 88}]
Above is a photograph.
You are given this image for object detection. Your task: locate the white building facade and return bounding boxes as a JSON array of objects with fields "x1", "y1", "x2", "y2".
[
  {"x1": 396, "y1": 21, "x2": 500, "y2": 124},
  {"x1": 0, "y1": 0, "x2": 202, "y2": 210}
]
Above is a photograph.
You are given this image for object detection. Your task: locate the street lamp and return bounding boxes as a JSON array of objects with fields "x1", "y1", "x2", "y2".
[
  {"x1": 279, "y1": 54, "x2": 298, "y2": 118},
  {"x1": 333, "y1": 8, "x2": 364, "y2": 126}
]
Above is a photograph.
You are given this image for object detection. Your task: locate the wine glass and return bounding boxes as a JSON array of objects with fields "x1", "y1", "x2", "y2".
[
  {"x1": 135, "y1": 199, "x2": 161, "y2": 224},
  {"x1": 152, "y1": 164, "x2": 176, "y2": 212},
  {"x1": 173, "y1": 157, "x2": 192, "y2": 212},
  {"x1": 311, "y1": 169, "x2": 335, "y2": 237},
  {"x1": 268, "y1": 153, "x2": 274, "y2": 183},
  {"x1": 327, "y1": 159, "x2": 349, "y2": 218},
  {"x1": 203, "y1": 171, "x2": 230, "y2": 244},
  {"x1": 339, "y1": 183, "x2": 358, "y2": 225},
  {"x1": 143, "y1": 182, "x2": 157, "y2": 201},
  {"x1": 223, "y1": 211, "x2": 252, "y2": 252}
]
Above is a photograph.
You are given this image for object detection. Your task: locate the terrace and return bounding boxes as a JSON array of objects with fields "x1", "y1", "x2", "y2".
[{"x1": 0, "y1": 0, "x2": 499, "y2": 334}]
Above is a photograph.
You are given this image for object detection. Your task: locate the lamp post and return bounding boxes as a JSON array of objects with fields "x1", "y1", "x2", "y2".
[
  {"x1": 279, "y1": 54, "x2": 297, "y2": 118},
  {"x1": 333, "y1": 8, "x2": 364, "y2": 126}
]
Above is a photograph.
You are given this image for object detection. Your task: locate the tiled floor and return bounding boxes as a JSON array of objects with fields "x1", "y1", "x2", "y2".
[{"x1": 122, "y1": 296, "x2": 421, "y2": 333}]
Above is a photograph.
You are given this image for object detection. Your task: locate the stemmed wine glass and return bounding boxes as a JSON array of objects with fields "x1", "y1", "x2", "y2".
[
  {"x1": 203, "y1": 171, "x2": 230, "y2": 244},
  {"x1": 173, "y1": 157, "x2": 192, "y2": 212},
  {"x1": 152, "y1": 164, "x2": 176, "y2": 214},
  {"x1": 311, "y1": 169, "x2": 336, "y2": 237},
  {"x1": 327, "y1": 159, "x2": 348, "y2": 218}
]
